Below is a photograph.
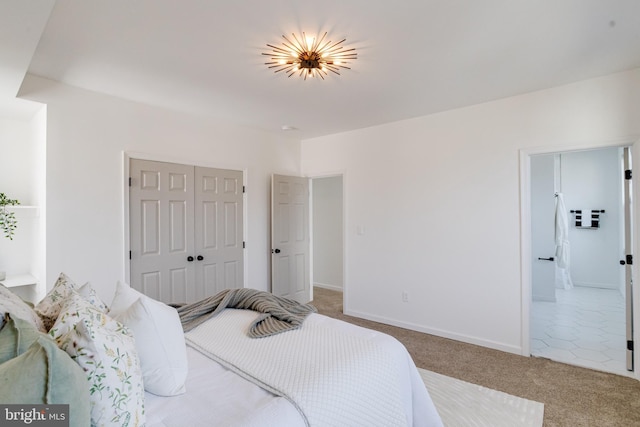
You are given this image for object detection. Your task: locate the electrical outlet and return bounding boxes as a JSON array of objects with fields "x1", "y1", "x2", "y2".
[{"x1": 402, "y1": 291, "x2": 408, "y2": 303}]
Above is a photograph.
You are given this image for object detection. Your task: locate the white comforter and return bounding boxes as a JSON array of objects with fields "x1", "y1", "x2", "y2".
[
  {"x1": 182, "y1": 309, "x2": 442, "y2": 427},
  {"x1": 146, "y1": 309, "x2": 442, "y2": 427},
  {"x1": 145, "y1": 346, "x2": 303, "y2": 426}
]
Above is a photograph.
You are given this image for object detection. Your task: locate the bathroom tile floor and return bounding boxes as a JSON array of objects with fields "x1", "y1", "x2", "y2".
[{"x1": 531, "y1": 286, "x2": 631, "y2": 377}]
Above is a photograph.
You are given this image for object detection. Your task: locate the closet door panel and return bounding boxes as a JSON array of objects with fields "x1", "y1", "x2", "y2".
[
  {"x1": 130, "y1": 159, "x2": 195, "y2": 303},
  {"x1": 194, "y1": 166, "x2": 244, "y2": 300}
]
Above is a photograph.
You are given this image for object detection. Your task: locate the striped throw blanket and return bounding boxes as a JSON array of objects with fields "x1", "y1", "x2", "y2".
[{"x1": 176, "y1": 288, "x2": 317, "y2": 338}]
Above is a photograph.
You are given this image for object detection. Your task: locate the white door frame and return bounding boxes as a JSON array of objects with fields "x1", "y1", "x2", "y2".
[
  {"x1": 122, "y1": 151, "x2": 248, "y2": 289},
  {"x1": 519, "y1": 137, "x2": 640, "y2": 379}
]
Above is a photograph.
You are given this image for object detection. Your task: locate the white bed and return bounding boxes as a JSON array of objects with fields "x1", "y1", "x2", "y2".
[
  {"x1": 146, "y1": 310, "x2": 443, "y2": 427},
  {"x1": 145, "y1": 346, "x2": 304, "y2": 426},
  {"x1": 0, "y1": 276, "x2": 443, "y2": 427}
]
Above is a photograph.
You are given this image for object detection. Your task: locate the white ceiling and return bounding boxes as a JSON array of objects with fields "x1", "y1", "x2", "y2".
[{"x1": 3, "y1": 0, "x2": 640, "y2": 138}]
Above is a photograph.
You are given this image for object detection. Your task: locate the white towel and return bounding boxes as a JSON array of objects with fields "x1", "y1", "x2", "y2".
[
  {"x1": 555, "y1": 194, "x2": 573, "y2": 289},
  {"x1": 575, "y1": 209, "x2": 592, "y2": 228},
  {"x1": 555, "y1": 263, "x2": 574, "y2": 290}
]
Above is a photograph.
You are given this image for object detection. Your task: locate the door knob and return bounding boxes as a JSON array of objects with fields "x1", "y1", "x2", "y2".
[
  {"x1": 537, "y1": 257, "x2": 554, "y2": 261},
  {"x1": 273, "y1": 248, "x2": 281, "y2": 254},
  {"x1": 187, "y1": 256, "x2": 194, "y2": 262},
  {"x1": 197, "y1": 255, "x2": 204, "y2": 261}
]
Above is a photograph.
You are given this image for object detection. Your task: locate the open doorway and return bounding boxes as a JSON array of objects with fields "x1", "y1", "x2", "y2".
[
  {"x1": 311, "y1": 175, "x2": 344, "y2": 296},
  {"x1": 529, "y1": 146, "x2": 633, "y2": 376}
]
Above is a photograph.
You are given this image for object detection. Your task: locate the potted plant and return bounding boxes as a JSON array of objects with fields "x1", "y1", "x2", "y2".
[
  {"x1": 0, "y1": 193, "x2": 19, "y2": 282},
  {"x1": 0, "y1": 193, "x2": 20, "y2": 240}
]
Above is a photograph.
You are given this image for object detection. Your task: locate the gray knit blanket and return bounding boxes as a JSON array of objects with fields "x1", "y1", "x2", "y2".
[{"x1": 176, "y1": 288, "x2": 317, "y2": 338}]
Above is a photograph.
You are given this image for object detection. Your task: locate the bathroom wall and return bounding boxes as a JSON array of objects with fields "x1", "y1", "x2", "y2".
[{"x1": 560, "y1": 148, "x2": 623, "y2": 290}]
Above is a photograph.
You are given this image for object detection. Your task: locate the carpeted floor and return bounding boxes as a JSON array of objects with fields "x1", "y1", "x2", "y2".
[{"x1": 311, "y1": 287, "x2": 640, "y2": 426}]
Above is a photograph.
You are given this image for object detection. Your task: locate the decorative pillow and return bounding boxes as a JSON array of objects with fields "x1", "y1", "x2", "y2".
[
  {"x1": 0, "y1": 315, "x2": 47, "y2": 364},
  {"x1": 78, "y1": 282, "x2": 109, "y2": 312},
  {"x1": 112, "y1": 293, "x2": 188, "y2": 396},
  {"x1": 51, "y1": 292, "x2": 146, "y2": 427},
  {"x1": 0, "y1": 335, "x2": 91, "y2": 426},
  {"x1": 0, "y1": 284, "x2": 45, "y2": 332},
  {"x1": 35, "y1": 272, "x2": 79, "y2": 331}
]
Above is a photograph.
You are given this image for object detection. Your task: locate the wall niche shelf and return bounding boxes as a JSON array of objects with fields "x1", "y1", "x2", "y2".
[
  {"x1": 0, "y1": 273, "x2": 38, "y2": 289},
  {"x1": 0, "y1": 205, "x2": 41, "y2": 293}
]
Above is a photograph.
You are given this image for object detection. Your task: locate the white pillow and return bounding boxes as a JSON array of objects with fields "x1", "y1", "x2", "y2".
[
  {"x1": 78, "y1": 282, "x2": 109, "y2": 312},
  {"x1": 51, "y1": 292, "x2": 146, "y2": 427},
  {"x1": 109, "y1": 281, "x2": 141, "y2": 314},
  {"x1": 35, "y1": 272, "x2": 78, "y2": 331},
  {"x1": 110, "y1": 282, "x2": 188, "y2": 397}
]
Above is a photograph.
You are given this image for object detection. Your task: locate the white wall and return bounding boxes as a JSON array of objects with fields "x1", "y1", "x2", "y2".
[
  {"x1": 31, "y1": 107, "x2": 47, "y2": 302},
  {"x1": 561, "y1": 148, "x2": 623, "y2": 289},
  {"x1": 18, "y1": 75, "x2": 301, "y2": 303},
  {"x1": 301, "y1": 69, "x2": 640, "y2": 354},
  {"x1": 0, "y1": 118, "x2": 34, "y2": 203},
  {"x1": 312, "y1": 176, "x2": 343, "y2": 290}
]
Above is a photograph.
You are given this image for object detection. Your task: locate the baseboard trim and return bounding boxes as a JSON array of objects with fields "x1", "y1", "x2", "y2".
[
  {"x1": 533, "y1": 294, "x2": 556, "y2": 302},
  {"x1": 313, "y1": 283, "x2": 343, "y2": 292},
  {"x1": 344, "y1": 308, "x2": 522, "y2": 356},
  {"x1": 572, "y1": 282, "x2": 618, "y2": 289}
]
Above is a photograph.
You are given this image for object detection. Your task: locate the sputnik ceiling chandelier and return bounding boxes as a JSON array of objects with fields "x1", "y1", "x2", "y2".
[{"x1": 263, "y1": 32, "x2": 357, "y2": 80}]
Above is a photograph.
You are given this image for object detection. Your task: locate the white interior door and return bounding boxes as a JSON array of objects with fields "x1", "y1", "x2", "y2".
[
  {"x1": 130, "y1": 159, "x2": 195, "y2": 303},
  {"x1": 194, "y1": 167, "x2": 244, "y2": 301},
  {"x1": 531, "y1": 155, "x2": 557, "y2": 302},
  {"x1": 271, "y1": 174, "x2": 311, "y2": 303},
  {"x1": 623, "y1": 147, "x2": 634, "y2": 371},
  {"x1": 130, "y1": 159, "x2": 244, "y2": 304}
]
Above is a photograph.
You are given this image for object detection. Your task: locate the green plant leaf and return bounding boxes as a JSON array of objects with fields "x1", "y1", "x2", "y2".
[{"x1": 0, "y1": 193, "x2": 20, "y2": 240}]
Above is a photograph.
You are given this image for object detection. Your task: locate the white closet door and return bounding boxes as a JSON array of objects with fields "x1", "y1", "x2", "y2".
[
  {"x1": 194, "y1": 167, "x2": 244, "y2": 300},
  {"x1": 130, "y1": 159, "x2": 195, "y2": 303},
  {"x1": 130, "y1": 159, "x2": 244, "y2": 304},
  {"x1": 271, "y1": 174, "x2": 311, "y2": 303}
]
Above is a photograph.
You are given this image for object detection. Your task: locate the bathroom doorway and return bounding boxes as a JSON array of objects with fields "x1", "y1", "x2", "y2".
[{"x1": 529, "y1": 146, "x2": 633, "y2": 375}]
